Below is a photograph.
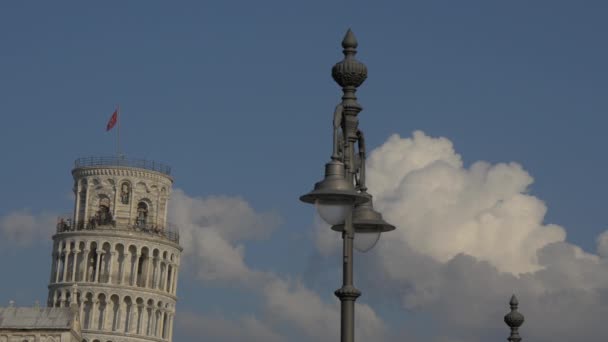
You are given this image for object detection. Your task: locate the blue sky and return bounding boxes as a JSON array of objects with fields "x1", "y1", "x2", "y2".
[{"x1": 1, "y1": 1, "x2": 608, "y2": 341}]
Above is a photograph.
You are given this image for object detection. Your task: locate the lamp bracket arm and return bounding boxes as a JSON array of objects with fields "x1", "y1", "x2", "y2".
[
  {"x1": 356, "y1": 129, "x2": 367, "y2": 191},
  {"x1": 332, "y1": 104, "x2": 344, "y2": 161}
]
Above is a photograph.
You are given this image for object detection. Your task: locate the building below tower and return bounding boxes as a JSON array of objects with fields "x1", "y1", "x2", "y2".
[{"x1": 0, "y1": 305, "x2": 82, "y2": 342}]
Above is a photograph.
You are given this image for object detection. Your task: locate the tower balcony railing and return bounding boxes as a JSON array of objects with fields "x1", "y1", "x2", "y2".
[
  {"x1": 56, "y1": 216, "x2": 180, "y2": 243},
  {"x1": 74, "y1": 156, "x2": 171, "y2": 175}
]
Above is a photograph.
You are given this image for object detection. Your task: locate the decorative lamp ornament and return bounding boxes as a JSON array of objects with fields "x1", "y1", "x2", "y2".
[
  {"x1": 504, "y1": 294, "x2": 525, "y2": 342},
  {"x1": 300, "y1": 160, "x2": 369, "y2": 208},
  {"x1": 332, "y1": 192, "x2": 395, "y2": 251},
  {"x1": 332, "y1": 29, "x2": 368, "y2": 89}
]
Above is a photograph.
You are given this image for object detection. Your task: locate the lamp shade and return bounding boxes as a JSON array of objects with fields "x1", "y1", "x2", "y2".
[
  {"x1": 300, "y1": 160, "x2": 369, "y2": 206},
  {"x1": 331, "y1": 194, "x2": 395, "y2": 234}
]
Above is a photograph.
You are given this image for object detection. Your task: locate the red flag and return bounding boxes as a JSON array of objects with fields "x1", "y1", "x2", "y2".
[{"x1": 106, "y1": 110, "x2": 118, "y2": 131}]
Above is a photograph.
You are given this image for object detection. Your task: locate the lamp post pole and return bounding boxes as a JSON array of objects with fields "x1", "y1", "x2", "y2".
[
  {"x1": 337, "y1": 212, "x2": 359, "y2": 342},
  {"x1": 331, "y1": 29, "x2": 368, "y2": 342},
  {"x1": 300, "y1": 29, "x2": 394, "y2": 342}
]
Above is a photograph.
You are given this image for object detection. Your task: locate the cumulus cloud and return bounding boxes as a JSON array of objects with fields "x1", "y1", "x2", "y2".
[
  {"x1": 597, "y1": 230, "x2": 608, "y2": 257},
  {"x1": 170, "y1": 189, "x2": 281, "y2": 243},
  {"x1": 310, "y1": 130, "x2": 608, "y2": 342},
  {"x1": 0, "y1": 210, "x2": 56, "y2": 246},
  {"x1": 366, "y1": 131, "x2": 566, "y2": 274},
  {"x1": 169, "y1": 189, "x2": 280, "y2": 284},
  {"x1": 169, "y1": 189, "x2": 387, "y2": 341},
  {"x1": 175, "y1": 311, "x2": 285, "y2": 342},
  {"x1": 262, "y1": 276, "x2": 387, "y2": 342}
]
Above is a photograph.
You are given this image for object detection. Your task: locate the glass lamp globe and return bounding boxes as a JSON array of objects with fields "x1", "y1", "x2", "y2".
[
  {"x1": 315, "y1": 200, "x2": 352, "y2": 225},
  {"x1": 354, "y1": 232, "x2": 381, "y2": 252}
]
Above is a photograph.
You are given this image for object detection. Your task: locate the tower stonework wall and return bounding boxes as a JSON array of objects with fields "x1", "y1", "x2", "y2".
[{"x1": 49, "y1": 158, "x2": 182, "y2": 342}]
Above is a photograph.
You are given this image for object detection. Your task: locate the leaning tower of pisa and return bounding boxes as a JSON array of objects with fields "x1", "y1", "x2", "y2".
[{"x1": 48, "y1": 156, "x2": 182, "y2": 342}]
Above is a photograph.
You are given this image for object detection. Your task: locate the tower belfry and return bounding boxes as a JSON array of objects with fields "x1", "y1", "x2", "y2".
[{"x1": 49, "y1": 156, "x2": 182, "y2": 342}]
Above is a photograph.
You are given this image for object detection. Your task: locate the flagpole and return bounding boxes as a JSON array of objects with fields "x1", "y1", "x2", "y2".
[{"x1": 117, "y1": 104, "x2": 120, "y2": 158}]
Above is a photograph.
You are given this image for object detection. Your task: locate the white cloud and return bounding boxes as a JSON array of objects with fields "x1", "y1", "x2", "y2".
[
  {"x1": 597, "y1": 230, "x2": 608, "y2": 257},
  {"x1": 262, "y1": 276, "x2": 387, "y2": 342},
  {"x1": 366, "y1": 131, "x2": 566, "y2": 274},
  {"x1": 175, "y1": 312, "x2": 285, "y2": 342},
  {"x1": 168, "y1": 189, "x2": 387, "y2": 341},
  {"x1": 169, "y1": 189, "x2": 279, "y2": 284},
  {"x1": 310, "y1": 130, "x2": 608, "y2": 342},
  {"x1": 0, "y1": 210, "x2": 56, "y2": 246},
  {"x1": 170, "y1": 189, "x2": 281, "y2": 243}
]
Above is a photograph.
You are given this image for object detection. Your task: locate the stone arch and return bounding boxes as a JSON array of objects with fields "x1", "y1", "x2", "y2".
[
  {"x1": 135, "y1": 297, "x2": 145, "y2": 334},
  {"x1": 55, "y1": 242, "x2": 65, "y2": 283},
  {"x1": 76, "y1": 240, "x2": 86, "y2": 281},
  {"x1": 139, "y1": 246, "x2": 151, "y2": 288},
  {"x1": 53, "y1": 289, "x2": 61, "y2": 307},
  {"x1": 114, "y1": 243, "x2": 125, "y2": 285},
  {"x1": 159, "y1": 251, "x2": 168, "y2": 290},
  {"x1": 83, "y1": 292, "x2": 94, "y2": 329},
  {"x1": 135, "y1": 181, "x2": 149, "y2": 194},
  {"x1": 119, "y1": 179, "x2": 132, "y2": 205},
  {"x1": 135, "y1": 199, "x2": 152, "y2": 228},
  {"x1": 92, "y1": 193, "x2": 113, "y2": 226},
  {"x1": 127, "y1": 245, "x2": 139, "y2": 286},
  {"x1": 155, "y1": 301, "x2": 163, "y2": 337},
  {"x1": 75, "y1": 289, "x2": 83, "y2": 307},
  {"x1": 161, "y1": 310, "x2": 169, "y2": 339},
  {"x1": 96, "y1": 293, "x2": 107, "y2": 330},
  {"x1": 109, "y1": 294, "x2": 120, "y2": 331},
  {"x1": 100, "y1": 242, "x2": 112, "y2": 283},
  {"x1": 123, "y1": 295, "x2": 134, "y2": 333},
  {"x1": 86, "y1": 242, "x2": 100, "y2": 282},
  {"x1": 152, "y1": 249, "x2": 160, "y2": 289},
  {"x1": 64, "y1": 289, "x2": 71, "y2": 307},
  {"x1": 64, "y1": 240, "x2": 76, "y2": 282},
  {"x1": 146, "y1": 299, "x2": 155, "y2": 335}
]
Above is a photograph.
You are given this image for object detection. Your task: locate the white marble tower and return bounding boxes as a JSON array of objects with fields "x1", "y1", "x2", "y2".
[{"x1": 48, "y1": 157, "x2": 182, "y2": 342}]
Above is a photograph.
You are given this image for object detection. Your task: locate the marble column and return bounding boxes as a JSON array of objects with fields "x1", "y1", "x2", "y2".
[
  {"x1": 71, "y1": 249, "x2": 79, "y2": 282},
  {"x1": 132, "y1": 253, "x2": 141, "y2": 286},
  {"x1": 91, "y1": 300, "x2": 99, "y2": 330},
  {"x1": 145, "y1": 256, "x2": 153, "y2": 288},
  {"x1": 54, "y1": 252, "x2": 61, "y2": 283},
  {"x1": 81, "y1": 249, "x2": 90, "y2": 282},
  {"x1": 108, "y1": 251, "x2": 116, "y2": 283},
  {"x1": 120, "y1": 253, "x2": 127, "y2": 285},
  {"x1": 94, "y1": 251, "x2": 103, "y2": 283},
  {"x1": 152, "y1": 257, "x2": 159, "y2": 289},
  {"x1": 159, "y1": 261, "x2": 166, "y2": 290},
  {"x1": 62, "y1": 246, "x2": 70, "y2": 283}
]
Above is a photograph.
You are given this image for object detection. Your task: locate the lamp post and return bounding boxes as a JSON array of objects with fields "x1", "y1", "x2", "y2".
[{"x1": 300, "y1": 29, "x2": 395, "y2": 342}]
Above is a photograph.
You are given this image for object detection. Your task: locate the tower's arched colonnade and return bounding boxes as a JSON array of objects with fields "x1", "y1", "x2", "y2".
[{"x1": 48, "y1": 157, "x2": 182, "y2": 342}]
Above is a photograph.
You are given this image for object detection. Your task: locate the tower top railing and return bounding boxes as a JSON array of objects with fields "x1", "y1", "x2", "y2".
[
  {"x1": 56, "y1": 215, "x2": 180, "y2": 244},
  {"x1": 74, "y1": 156, "x2": 171, "y2": 175}
]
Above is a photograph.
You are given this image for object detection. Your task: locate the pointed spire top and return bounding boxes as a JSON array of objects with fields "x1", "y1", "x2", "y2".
[
  {"x1": 332, "y1": 29, "x2": 367, "y2": 89},
  {"x1": 510, "y1": 294, "x2": 519, "y2": 307},
  {"x1": 342, "y1": 29, "x2": 358, "y2": 50}
]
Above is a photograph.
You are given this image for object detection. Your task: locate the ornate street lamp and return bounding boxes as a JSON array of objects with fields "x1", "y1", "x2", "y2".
[{"x1": 300, "y1": 29, "x2": 395, "y2": 342}]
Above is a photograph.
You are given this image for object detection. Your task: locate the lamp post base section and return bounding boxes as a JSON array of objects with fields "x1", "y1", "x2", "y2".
[{"x1": 335, "y1": 285, "x2": 361, "y2": 342}]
